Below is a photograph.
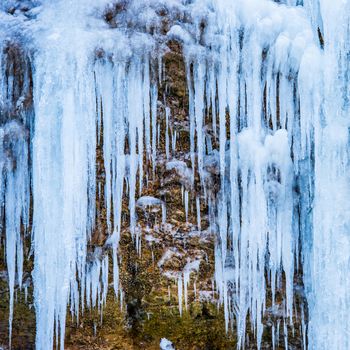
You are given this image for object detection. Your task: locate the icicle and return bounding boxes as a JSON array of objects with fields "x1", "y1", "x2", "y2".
[
  {"x1": 183, "y1": 271, "x2": 189, "y2": 311},
  {"x1": 283, "y1": 320, "x2": 288, "y2": 350},
  {"x1": 172, "y1": 129, "x2": 177, "y2": 154},
  {"x1": 276, "y1": 320, "x2": 280, "y2": 349},
  {"x1": 161, "y1": 202, "x2": 167, "y2": 225},
  {"x1": 165, "y1": 106, "x2": 170, "y2": 160},
  {"x1": 194, "y1": 60, "x2": 206, "y2": 178},
  {"x1": 301, "y1": 307, "x2": 307, "y2": 350},
  {"x1": 151, "y1": 84, "x2": 158, "y2": 174},
  {"x1": 183, "y1": 260, "x2": 200, "y2": 311},
  {"x1": 143, "y1": 59, "x2": 151, "y2": 162},
  {"x1": 196, "y1": 196, "x2": 201, "y2": 231},
  {"x1": 184, "y1": 190, "x2": 189, "y2": 223},
  {"x1": 177, "y1": 275, "x2": 183, "y2": 316}
]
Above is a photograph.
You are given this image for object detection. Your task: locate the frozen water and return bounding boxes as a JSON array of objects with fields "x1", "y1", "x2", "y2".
[{"x1": 0, "y1": 0, "x2": 349, "y2": 349}]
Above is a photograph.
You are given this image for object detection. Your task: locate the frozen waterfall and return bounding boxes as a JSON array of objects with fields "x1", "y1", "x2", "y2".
[{"x1": 0, "y1": 0, "x2": 349, "y2": 349}]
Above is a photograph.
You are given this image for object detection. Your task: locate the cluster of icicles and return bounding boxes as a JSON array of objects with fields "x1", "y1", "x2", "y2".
[{"x1": 0, "y1": 0, "x2": 349, "y2": 349}]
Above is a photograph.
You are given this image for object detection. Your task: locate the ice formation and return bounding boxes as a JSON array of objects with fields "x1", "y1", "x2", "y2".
[{"x1": 0, "y1": 0, "x2": 349, "y2": 349}]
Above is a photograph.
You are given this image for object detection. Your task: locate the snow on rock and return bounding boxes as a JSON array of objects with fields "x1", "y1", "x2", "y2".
[
  {"x1": 167, "y1": 25, "x2": 193, "y2": 45},
  {"x1": 166, "y1": 160, "x2": 193, "y2": 188},
  {"x1": 137, "y1": 196, "x2": 167, "y2": 226},
  {"x1": 160, "y1": 338, "x2": 175, "y2": 350},
  {"x1": 137, "y1": 196, "x2": 164, "y2": 209},
  {"x1": 157, "y1": 248, "x2": 183, "y2": 269}
]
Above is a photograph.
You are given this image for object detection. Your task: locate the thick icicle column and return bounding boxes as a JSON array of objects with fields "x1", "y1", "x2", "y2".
[{"x1": 302, "y1": 1, "x2": 350, "y2": 349}]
